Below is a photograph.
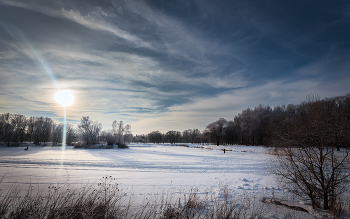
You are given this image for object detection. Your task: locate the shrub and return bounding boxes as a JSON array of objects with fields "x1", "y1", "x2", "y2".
[
  {"x1": 117, "y1": 142, "x2": 129, "y2": 148},
  {"x1": 73, "y1": 142, "x2": 84, "y2": 148}
]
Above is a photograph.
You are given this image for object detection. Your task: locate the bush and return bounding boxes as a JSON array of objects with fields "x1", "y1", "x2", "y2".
[
  {"x1": 106, "y1": 144, "x2": 113, "y2": 149},
  {"x1": 117, "y1": 142, "x2": 129, "y2": 148},
  {"x1": 73, "y1": 142, "x2": 84, "y2": 148}
]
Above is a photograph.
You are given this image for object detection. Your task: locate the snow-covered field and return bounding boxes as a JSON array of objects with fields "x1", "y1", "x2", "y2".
[
  {"x1": 0, "y1": 143, "x2": 274, "y2": 192},
  {"x1": 0, "y1": 143, "x2": 344, "y2": 218}
]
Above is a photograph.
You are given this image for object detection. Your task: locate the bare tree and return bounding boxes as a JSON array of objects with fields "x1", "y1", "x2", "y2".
[
  {"x1": 52, "y1": 123, "x2": 63, "y2": 146},
  {"x1": 11, "y1": 114, "x2": 27, "y2": 144},
  {"x1": 101, "y1": 130, "x2": 115, "y2": 146},
  {"x1": 78, "y1": 116, "x2": 102, "y2": 145},
  {"x1": 112, "y1": 120, "x2": 125, "y2": 145},
  {"x1": 224, "y1": 121, "x2": 238, "y2": 145},
  {"x1": 42, "y1": 117, "x2": 53, "y2": 143},
  {"x1": 133, "y1": 134, "x2": 148, "y2": 143},
  {"x1": 204, "y1": 118, "x2": 227, "y2": 146},
  {"x1": 26, "y1": 116, "x2": 35, "y2": 142},
  {"x1": 32, "y1": 117, "x2": 51, "y2": 145},
  {"x1": 182, "y1": 129, "x2": 191, "y2": 143},
  {"x1": 234, "y1": 115, "x2": 243, "y2": 145},
  {"x1": 149, "y1": 131, "x2": 162, "y2": 144},
  {"x1": 269, "y1": 99, "x2": 350, "y2": 210},
  {"x1": 112, "y1": 120, "x2": 118, "y2": 137},
  {"x1": 124, "y1": 124, "x2": 132, "y2": 144},
  {"x1": 166, "y1": 130, "x2": 181, "y2": 144},
  {"x1": 190, "y1": 129, "x2": 200, "y2": 144},
  {"x1": 0, "y1": 113, "x2": 14, "y2": 146},
  {"x1": 65, "y1": 124, "x2": 76, "y2": 146}
]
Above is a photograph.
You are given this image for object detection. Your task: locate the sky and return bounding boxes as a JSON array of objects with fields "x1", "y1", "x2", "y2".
[{"x1": 0, "y1": 0, "x2": 350, "y2": 134}]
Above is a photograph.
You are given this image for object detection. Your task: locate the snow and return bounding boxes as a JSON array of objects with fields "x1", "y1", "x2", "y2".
[
  {"x1": 0, "y1": 143, "x2": 272, "y2": 188},
  {"x1": 0, "y1": 143, "x2": 347, "y2": 218}
]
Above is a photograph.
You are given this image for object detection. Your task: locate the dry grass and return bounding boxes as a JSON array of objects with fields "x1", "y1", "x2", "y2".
[{"x1": 0, "y1": 176, "x2": 271, "y2": 219}]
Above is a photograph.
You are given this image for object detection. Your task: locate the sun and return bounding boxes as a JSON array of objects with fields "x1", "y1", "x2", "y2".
[{"x1": 55, "y1": 89, "x2": 74, "y2": 107}]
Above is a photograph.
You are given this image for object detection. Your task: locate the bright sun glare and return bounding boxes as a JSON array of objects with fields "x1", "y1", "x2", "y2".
[{"x1": 55, "y1": 89, "x2": 74, "y2": 107}]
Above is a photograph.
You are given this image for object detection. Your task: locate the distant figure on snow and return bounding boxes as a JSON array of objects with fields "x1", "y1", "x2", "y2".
[
  {"x1": 24, "y1": 146, "x2": 28, "y2": 150},
  {"x1": 224, "y1": 149, "x2": 226, "y2": 153}
]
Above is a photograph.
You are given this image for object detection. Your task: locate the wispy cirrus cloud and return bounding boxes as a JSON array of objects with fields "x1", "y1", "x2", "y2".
[
  {"x1": 0, "y1": 0, "x2": 152, "y2": 48},
  {"x1": 132, "y1": 74, "x2": 350, "y2": 133},
  {"x1": 1, "y1": 0, "x2": 350, "y2": 133},
  {"x1": 59, "y1": 8, "x2": 153, "y2": 49}
]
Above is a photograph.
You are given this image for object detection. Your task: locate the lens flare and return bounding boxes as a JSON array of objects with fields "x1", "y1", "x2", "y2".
[{"x1": 55, "y1": 89, "x2": 74, "y2": 107}]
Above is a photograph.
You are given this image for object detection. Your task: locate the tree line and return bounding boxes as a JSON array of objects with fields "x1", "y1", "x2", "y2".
[
  {"x1": 140, "y1": 129, "x2": 201, "y2": 144},
  {"x1": 144, "y1": 93, "x2": 350, "y2": 148},
  {"x1": 2, "y1": 93, "x2": 349, "y2": 148},
  {"x1": 0, "y1": 114, "x2": 132, "y2": 147}
]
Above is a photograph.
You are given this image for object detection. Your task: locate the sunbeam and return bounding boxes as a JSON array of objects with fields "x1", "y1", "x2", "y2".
[
  {"x1": 0, "y1": 21, "x2": 72, "y2": 175},
  {"x1": 0, "y1": 21, "x2": 60, "y2": 90}
]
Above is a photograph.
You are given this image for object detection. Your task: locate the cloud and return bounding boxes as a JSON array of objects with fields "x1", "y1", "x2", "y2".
[
  {"x1": 59, "y1": 8, "x2": 152, "y2": 48},
  {"x1": 131, "y1": 75, "x2": 350, "y2": 134},
  {"x1": 1, "y1": 0, "x2": 350, "y2": 134},
  {"x1": 0, "y1": 0, "x2": 151, "y2": 48}
]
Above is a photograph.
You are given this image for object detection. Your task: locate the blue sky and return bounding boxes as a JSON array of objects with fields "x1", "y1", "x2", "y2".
[{"x1": 1, "y1": 0, "x2": 350, "y2": 134}]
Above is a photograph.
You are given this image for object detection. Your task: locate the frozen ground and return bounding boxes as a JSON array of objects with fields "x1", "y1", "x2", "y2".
[
  {"x1": 0, "y1": 143, "x2": 346, "y2": 218},
  {"x1": 0, "y1": 143, "x2": 274, "y2": 191}
]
